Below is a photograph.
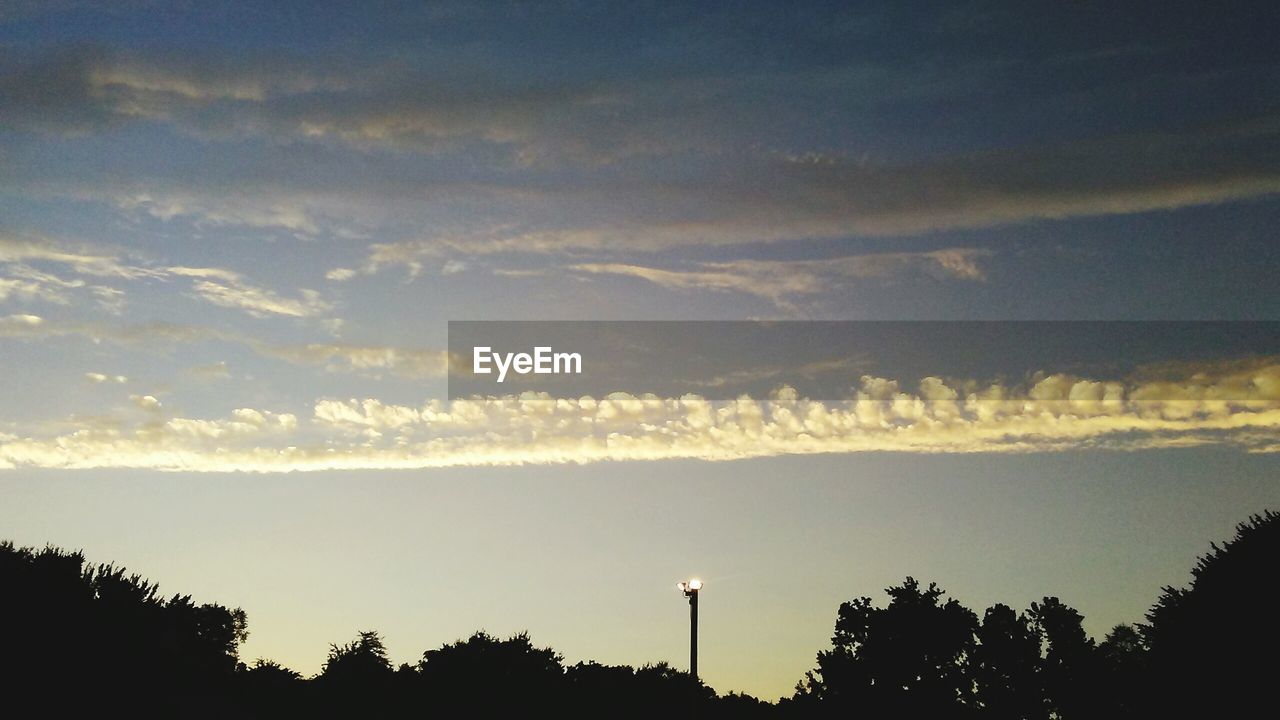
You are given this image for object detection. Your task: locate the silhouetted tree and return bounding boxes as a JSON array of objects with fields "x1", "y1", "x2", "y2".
[
  {"x1": 973, "y1": 603, "x2": 1046, "y2": 720},
  {"x1": 321, "y1": 630, "x2": 394, "y2": 685},
  {"x1": 312, "y1": 630, "x2": 396, "y2": 715},
  {"x1": 716, "y1": 690, "x2": 776, "y2": 717},
  {"x1": 565, "y1": 659, "x2": 717, "y2": 714},
  {"x1": 1093, "y1": 624, "x2": 1145, "y2": 719},
  {"x1": 244, "y1": 658, "x2": 303, "y2": 684},
  {"x1": 1027, "y1": 596, "x2": 1097, "y2": 718},
  {"x1": 6, "y1": 509, "x2": 1276, "y2": 718},
  {"x1": 800, "y1": 577, "x2": 979, "y2": 717},
  {"x1": 416, "y1": 630, "x2": 565, "y2": 710},
  {"x1": 236, "y1": 658, "x2": 305, "y2": 713},
  {"x1": 1142, "y1": 510, "x2": 1279, "y2": 716},
  {"x1": 0, "y1": 542, "x2": 249, "y2": 715}
]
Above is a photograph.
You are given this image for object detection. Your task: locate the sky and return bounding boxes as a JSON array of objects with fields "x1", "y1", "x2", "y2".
[{"x1": 1, "y1": 0, "x2": 1279, "y2": 700}]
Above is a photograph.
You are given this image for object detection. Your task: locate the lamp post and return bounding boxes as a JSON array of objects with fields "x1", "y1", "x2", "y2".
[{"x1": 676, "y1": 579, "x2": 703, "y2": 681}]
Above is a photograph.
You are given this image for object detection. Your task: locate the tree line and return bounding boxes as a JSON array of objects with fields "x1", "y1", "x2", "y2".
[{"x1": 1, "y1": 510, "x2": 1275, "y2": 717}]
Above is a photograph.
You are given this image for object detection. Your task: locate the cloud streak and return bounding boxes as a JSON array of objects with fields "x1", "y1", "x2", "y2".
[
  {"x1": 167, "y1": 267, "x2": 332, "y2": 319},
  {"x1": 572, "y1": 249, "x2": 989, "y2": 308},
  {"x1": 6, "y1": 49, "x2": 1280, "y2": 253},
  {"x1": 1, "y1": 362, "x2": 1276, "y2": 472},
  {"x1": 0, "y1": 235, "x2": 334, "y2": 320},
  {"x1": 257, "y1": 343, "x2": 449, "y2": 379},
  {"x1": 0, "y1": 312, "x2": 448, "y2": 380}
]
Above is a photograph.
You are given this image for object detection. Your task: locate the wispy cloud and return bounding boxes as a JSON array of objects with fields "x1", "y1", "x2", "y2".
[
  {"x1": 571, "y1": 249, "x2": 989, "y2": 309},
  {"x1": 7, "y1": 48, "x2": 1280, "y2": 251},
  {"x1": 186, "y1": 361, "x2": 231, "y2": 382},
  {"x1": 85, "y1": 372, "x2": 127, "y2": 384},
  {"x1": 116, "y1": 192, "x2": 323, "y2": 235},
  {"x1": 0, "y1": 235, "x2": 335, "y2": 320},
  {"x1": 0, "y1": 234, "x2": 160, "y2": 311},
  {"x1": 0, "y1": 312, "x2": 448, "y2": 380},
  {"x1": 167, "y1": 267, "x2": 332, "y2": 319},
  {"x1": 257, "y1": 343, "x2": 449, "y2": 379},
  {"x1": 0, "y1": 313, "x2": 46, "y2": 336},
  {"x1": 0, "y1": 235, "x2": 162, "y2": 279},
  {"x1": 0, "y1": 272, "x2": 76, "y2": 305},
  {"x1": 325, "y1": 267, "x2": 358, "y2": 282}
]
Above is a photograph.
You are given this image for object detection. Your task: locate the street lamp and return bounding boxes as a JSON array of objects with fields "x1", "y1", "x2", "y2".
[{"x1": 676, "y1": 579, "x2": 703, "y2": 681}]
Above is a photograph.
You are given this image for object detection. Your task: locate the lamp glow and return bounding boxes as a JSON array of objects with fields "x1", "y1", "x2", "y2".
[{"x1": 674, "y1": 577, "x2": 703, "y2": 680}]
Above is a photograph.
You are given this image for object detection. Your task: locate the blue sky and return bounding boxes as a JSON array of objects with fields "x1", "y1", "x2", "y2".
[{"x1": 1, "y1": 0, "x2": 1278, "y2": 699}]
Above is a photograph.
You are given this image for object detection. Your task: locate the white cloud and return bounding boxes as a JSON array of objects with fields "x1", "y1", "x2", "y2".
[
  {"x1": 0, "y1": 275, "x2": 72, "y2": 305},
  {"x1": 0, "y1": 235, "x2": 161, "y2": 280},
  {"x1": 314, "y1": 398, "x2": 421, "y2": 431},
  {"x1": 260, "y1": 343, "x2": 449, "y2": 379},
  {"x1": 0, "y1": 313, "x2": 449, "y2": 382},
  {"x1": 571, "y1": 249, "x2": 989, "y2": 309},
  {"x1": 90, "y1": 285, "x2": 127, "y2": 314},
  {"x1": 0, "y1": 313, "x2": 45, "y2": 335},
  {"x1": 1, "y1": 362, "x2": 1276, "y2": 472},
  {"x1": 1, "y1": 235, "x2": 333, "y2": 320},
  {"x1": 117, "y1": 191, "x2": 322, "y2": 234},
  {"x1": 130, "y1": 394, "x2": 162, "y2": 411},
  {"x1": 167, "y1": 266, "x2": 333, "y2": 318},
  {"x1": 189, "y1": 281, "x2": 329, "y2": 318},
  {"x1": 85, "y1": 372, "x2": 127, "y2": 384},
  {"x1": 164, "y1": 409, "x2": 297, "y2": 441},
  {"x1": 0, "y1": 261, "x2": 130, "y2": 313}
]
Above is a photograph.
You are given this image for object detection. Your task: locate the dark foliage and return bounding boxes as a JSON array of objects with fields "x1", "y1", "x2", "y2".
[
  {"x1": 1, "y1": 509, "x2": 1275, "y2": 718},
  {"x1": 1141, "y1": 510, "x2": 1280, "y2": 717},
  {"x1": 799, "y1": 577, "x2": 979, "y2": 716},
  {"x1": 973, "y1": 604, "x2": 1045, "y2": 719},
  {"x1": 0, "y1": 542, "x2": 247, "y2": 715}
]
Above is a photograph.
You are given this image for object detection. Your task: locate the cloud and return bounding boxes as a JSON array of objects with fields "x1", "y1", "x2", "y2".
[
  {"x1": 0, "y1": 264, "x2": 133, "y2": 312},
  {"x1": 0, "y1": 47, "x2": 116, "y2": 135},
  {"x1": 0, "y1": 235, "x2": 157, "y2": 311},
  {"x1": 85, "y1": 372, "x2": 127, "y2": 384},
  {"x1": 6, "y1": 48, "x2": 1280, "y2": 250},
  {"x1": 1, "y1": 235, "x2": 333, "y2": 319},
  {"x1": 90, "y1": 285, "x2": 127, "y2": 314},
  {"x1": 0, "y1": 234, "x2": 161, "y2": 279},
  {"x1": 327, "y1": 111, "x2": 1280, "y2": 266},
  {"x1": 161, "y1": 266, "x2": 332, "y2": 318},
  {"x1": 0, "y1": 273, "x2": 74, "y2": 305},
  {"x1": 188, "y1": 280, "x2": 329, "y2": 319},
  {"x1": 0, "y1": 313, "x2": 45, "y2": 335},
  {"x1": 534, "y1": 122, "x2": 1280, "y2": 244},
  {"x1": 685, "y1": 357, "x2": 872, "y2": 390},
  {"x1": 0, "y1": 311, "x2": 449, "y2": 382},
  {"x1": 258, "y1": 343, "x2": 449, "y2": 379},
  {"x1": 116, "y1": 191, "x2": 323, "y2": 235},
  {"x1": 0, "y1": 47, "x2": 606, "y2": 158},
  {"x1": 1, "y1": 361, "x2": 1276, "y2": 471},
  {"x1": 187, "y1": 360, "x2": 231, "y2": 381},
  {"x1": 571, "y1": 249, "x2": 989, "y2": 308},
  {"x1": 314, "y1": 398, "x2": 422, "y2": 433},
  {"x1": 129, "y1": 394, "x2": 162, "y2": 411},
  {"x1": 163, "y1": 409, "x2": 298, "y2": 441}
]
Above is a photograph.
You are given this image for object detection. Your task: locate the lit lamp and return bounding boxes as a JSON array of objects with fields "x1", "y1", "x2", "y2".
[{"x1": 676, "y1": 579, "x2": 703, "y2": 680}]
